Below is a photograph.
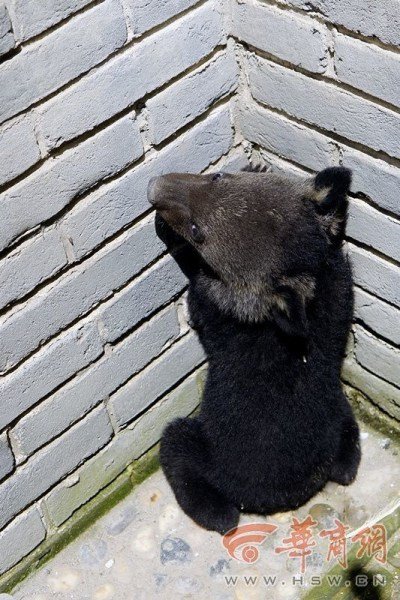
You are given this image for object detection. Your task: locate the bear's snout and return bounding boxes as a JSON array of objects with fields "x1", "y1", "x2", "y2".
[{"x1": 147, "y1": 176, "x2": 162, "y2": 206}]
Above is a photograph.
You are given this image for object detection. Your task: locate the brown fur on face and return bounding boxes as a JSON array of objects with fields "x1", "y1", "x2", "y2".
[{"x1": 148, "y1": 166, "x2": 351, "y2": 326}]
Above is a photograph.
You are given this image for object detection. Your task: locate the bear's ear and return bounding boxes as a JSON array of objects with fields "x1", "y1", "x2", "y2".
[
  {"x1": 307, "y1": 167, "x2": 352, "y2": 243},
  {"x1": 271, "y1": 275, "x2": 315, "y2": 341}
]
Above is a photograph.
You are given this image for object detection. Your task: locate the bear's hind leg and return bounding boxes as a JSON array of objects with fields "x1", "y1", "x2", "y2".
[
  {"x1": 330, "y1": 417, "x2": 361, "y2": 486},
  {"x1": 160, "y1": 417, "x2": 239, "y2": 534}
]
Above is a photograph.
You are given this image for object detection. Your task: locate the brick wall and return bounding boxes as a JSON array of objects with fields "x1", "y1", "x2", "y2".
[
  {"x1": 0, "y1": 0, "x2": 399, "y2": 582},
  {"x1": 232, "y1": 0, "x2": 400, "y2": 421},
  {"x1": 0, "y1": 0, "x2": 246, "y2": 579}
]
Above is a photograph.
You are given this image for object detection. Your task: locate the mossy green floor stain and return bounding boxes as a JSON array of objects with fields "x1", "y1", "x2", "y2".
[
  {"x1": 0, "y1": 445, "x2": 160, "y2": 596},
  {"x1": 12, "y1": 423, "x2": 400, "y2": 600}
]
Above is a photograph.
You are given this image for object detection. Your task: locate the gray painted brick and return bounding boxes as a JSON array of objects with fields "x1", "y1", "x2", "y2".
[
  {"x1": 347, "y1": 198, "x2": 400, "y2": 263},
  {"x1": 355, "y1": 325, "x2": 400, "y2": 389},
  {"x1": 343, "y1": 357, "x2": 400, "y2": 422},
  {"x1": 0, "y1": 216, "x2": 162, "y2": 372},
  {"x1": 0, "y1": 406, "x2": 113, "y2": 531},
  {"x1": 341, "y1": 146, "x2": 400, "y2": 217},
  {"x1": 98, "y1": 255, "x2": 186, "y2": 343},
  {"x1": 0, "y1": 4, "x2": 14, "y2": 57},
  {"x1": 11, "y1": 306, "x2": 180, "y2": 458},
  {"x1": 36, "y1": 1, "x2": 224, "y2": 151},
  {"x1": 213, "y1": 146, "x2": 250, "y2": 173},
  {"x1": 248, "y1": 56, "x2": 400, "y2": 159},
  {"x1": 334, "y1": 33, "x2": 400, "y2": 108},
  {"x1": 0, "y1": 433, "x2": 14, "y2": 480},
  {"x1": 60, "y1": 105, "x2": 233, "y2": 259},
  {"x1": 43, "y1": 438, "x2": 129, "y2": 527},
  {"x1": 123, "y1": 0, "x2": 199, "y2": 36},
  {"x1": 257, "y1": 148, "x2": 308, "y2": 179},
  {"x1": 233, "y1": 0, "x2": 328, "y2": 73},
  {"x1": 354, "y1": 287, "x2": 400, "y2": 347},
  {"x1": 0, "y1": 115, "x2": 143, "y2": 253},
  {"x1": 0, "y1": 114, "x2": 41, "y2": 186},
  {"x1": 241, "y1": 103, "x2": 400, "y2": 218},
  {"x1": 0, "y1": 507, "x2": 46, "y2": 575},
  {"x1": 306, "y1": 0, "x2": 400, "y2": 48},
  {"x1": 109, "y1": 332, "x2": 205, "y2": 429},
  {"x1": 349, "y1": 244, "x2": 400, "y2": 309},
  {"x1": 0, "y1": 321, "x2": 103, "y2": 429},
  {"x1": 11, "y1": 0, "x2": 93, "y2": 42},
  {"x1": 147, "y1": 52, "x2": 237, "y2": 144},
  {"x1": 238, "y1": 100, "x2": 334, "y2": 171},
  {"x1": 0, "y1": 229, "x2": 68, "y2": 310},
  {"x1": 0, "y1": 0, "x2": 127, "y2": 124},
  {"x1": 43, "y1": 367, "x2": 206, "y2": 527},
  {"x1": 124, "y1": 367, "x2": 206, "y2": 460}
]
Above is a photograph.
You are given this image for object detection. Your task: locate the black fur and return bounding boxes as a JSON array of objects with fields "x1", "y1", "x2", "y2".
[{"x1": 148, "y1": 166, "x2": 361, "y2": 534}]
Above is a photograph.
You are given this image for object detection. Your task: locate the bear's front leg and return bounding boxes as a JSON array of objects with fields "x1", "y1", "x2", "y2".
[
  {"x1": 186, "y1": 286, "x2": 206, "y2": 332},
  {"x1": 160, "y1": 417, "x2": 240, "y2": 534}
]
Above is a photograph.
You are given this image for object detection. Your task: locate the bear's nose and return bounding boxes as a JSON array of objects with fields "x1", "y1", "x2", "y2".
[{"x1": 147, "y1": 176, "x2": 161, "y2": 206}]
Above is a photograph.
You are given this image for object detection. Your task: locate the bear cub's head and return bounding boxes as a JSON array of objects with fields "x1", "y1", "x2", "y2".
[{"x1": 148, "y1": 166, "x2": 351, "y2": 337}]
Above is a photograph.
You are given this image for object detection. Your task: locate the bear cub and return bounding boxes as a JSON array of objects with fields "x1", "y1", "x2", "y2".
[{"x1": 147, "y1": 165, "x2": 361, "y2": 534}]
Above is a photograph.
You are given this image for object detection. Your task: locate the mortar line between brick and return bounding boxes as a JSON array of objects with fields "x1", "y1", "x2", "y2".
[
  {"x1": 0, "y1": 0, "x2": 211, "y2": 130},
  {"x1": 49, "y1": 45, "x2": 229, "y2": 159},
  {"x1": 0, "y1": 430, "x2": 16, "y2": 485},
  {"x1": 256, "y1": 0, "x2": 400, "y2": 55},
  {"x1": 0, "y1": 44, "x2": 228, "y2": 197},
  {"x1": 0, "y1": 245, "x2": 170, "y2": 376},
  {"x1": 0, "y1": 45, "x2": 21, "y2": 67},
  {"x1": 0, "y1": 93, "x2": 234, "y2": 318},
  {"x1": 251, "y1": 142, "x2": 315, "y2": 174},
  {"x1": 251, "y1": 143, "x2": 400, "y2": 223},
  {"x1": 333, "y1": 23, "x2": 400, "y2": 56},
  {"x1": 353, "y1": 344, "x2": 400, "y2": 390},
  {"x1": 348, "y1": 238, "x2": 400, "y2": 270},
  {"x1": 39, "y1": 361, "x2": 205, "y2": 527},
  {"x1": 0, "y1": 202, "x2": 151, "y2": 315},
  {"x1": 343, "y1": 372, "x2": 400, "y2": 422},
  {"x1": 0, "y1": 406, "x2": 115, "y2": 535},
  {"x1": 202, "y1": 139, "x2": 249, "y2": 171},
  {"x1": 238, "y1": 40, "x2": 400, "y2": 117},
  {"x1": 113, "y1": 358, "x2": 208, "y2": 431},
  {"x1": 353, "y1": 284, "x2": 400, "y2": 314},
  {"x1": 12, "y1": 325, "x2": 191, "y2": 460},
  {"x1": 0, "y1": 363, "x2": 205, "y2": 536},
  {"x1": 0, "y1": 290, "x2": 187, "y2": 437},
  {"x1": 9, "y1": 0, "x2": 106, "y2": 50},
  {"x1": 349, "y1": 192, "x2": 400, "y2": 223},
  {"x1": 151, "y1": 94, "x2": 233, "y2": 151},
  {"x1": 248, "y1": 93, "x2": 400, "y2": 169},
  {"x1": 104, "y1": 330, "x2": 201, "y2": 431},
  {"x1": 19, "y1": 0, "x2": 213, "y2": 53},
  {"x1": 353, "y1": 319, "x2": 400, "y2": 352}
]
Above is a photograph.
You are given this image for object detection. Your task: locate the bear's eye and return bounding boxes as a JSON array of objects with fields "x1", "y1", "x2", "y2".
[
  {"x1": 190, "y1": 222, "x2": 204, "y2": 243},
  {"x1": 212, "y1": 172, "x2": 223, "y2": 182}
]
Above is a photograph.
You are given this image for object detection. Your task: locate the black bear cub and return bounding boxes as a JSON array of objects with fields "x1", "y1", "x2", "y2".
[{"x1": 148, "y1": 165, "x2": 361, "y2": 535}]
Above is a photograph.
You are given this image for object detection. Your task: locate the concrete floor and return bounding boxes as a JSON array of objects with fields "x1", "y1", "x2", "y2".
[{"x1": 12, "y1": 424, "x2": 400, "y2": 600}]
